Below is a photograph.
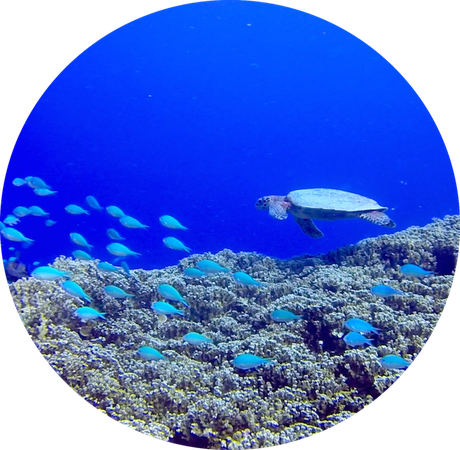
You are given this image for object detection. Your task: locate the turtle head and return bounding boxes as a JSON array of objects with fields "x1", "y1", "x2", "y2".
[
  {"x1": 255, "y1": 196, "x2": 272, "y2": 211},
  {"x1": 256, "y1": 196, "x2": 289, "y2": 220}
]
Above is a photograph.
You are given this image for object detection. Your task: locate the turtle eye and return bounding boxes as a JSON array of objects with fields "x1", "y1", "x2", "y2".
[{"x1": 255, "y1": 198, "x2": 269, "y2": 210}]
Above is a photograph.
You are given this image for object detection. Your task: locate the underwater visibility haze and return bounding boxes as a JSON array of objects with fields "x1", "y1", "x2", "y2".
[
  {"x1": 2, "y1": 1, "x2": 459, "y2": 448},
  {"x1": 2, "y1": 1, "x2": 457, "y2": 269}
]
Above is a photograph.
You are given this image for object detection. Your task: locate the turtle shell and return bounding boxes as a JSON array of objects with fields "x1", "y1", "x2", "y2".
[{"x1": 287, "y1": 189, "x2": 386, "y2": 212}]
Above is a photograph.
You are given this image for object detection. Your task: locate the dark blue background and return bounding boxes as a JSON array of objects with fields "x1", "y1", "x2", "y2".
[{"x1": 2, "y1": 1, "x2": 458, "y2": 269}]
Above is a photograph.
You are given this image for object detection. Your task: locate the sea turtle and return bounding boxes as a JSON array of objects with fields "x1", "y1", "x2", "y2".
[{"x1": 255, "y1": 188, "x2": 395, "y2": 238}]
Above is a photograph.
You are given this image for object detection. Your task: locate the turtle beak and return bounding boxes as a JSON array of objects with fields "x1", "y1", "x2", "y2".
[{"x1": 255, "y1": 198, "x2": 267, "y2": 210}]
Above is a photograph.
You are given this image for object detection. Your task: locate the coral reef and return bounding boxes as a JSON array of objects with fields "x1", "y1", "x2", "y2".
[{"x1": 9, "y1": 215, "x2": 459, "y2": 448}]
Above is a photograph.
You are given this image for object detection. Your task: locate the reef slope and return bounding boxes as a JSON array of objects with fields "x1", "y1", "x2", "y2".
[{"x1": 10, "y1": 215, "x2": 459, "y2": 448}]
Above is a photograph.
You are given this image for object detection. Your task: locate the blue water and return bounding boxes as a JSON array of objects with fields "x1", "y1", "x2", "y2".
[{"x1": 1, "y1": 1, "x2": 458, "y2": 270}]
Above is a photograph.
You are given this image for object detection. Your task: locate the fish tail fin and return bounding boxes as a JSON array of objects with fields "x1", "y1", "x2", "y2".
[
  {"x1": 185, "y1": 246, "x2": 191, "y2": 253},
  {"x1": 100, "y1": 313, "x2": 107, "y2": 320}
]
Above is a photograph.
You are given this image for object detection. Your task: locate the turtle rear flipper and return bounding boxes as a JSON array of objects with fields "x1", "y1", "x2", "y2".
[
  {"x1": 360, "y1": 211, "x2": 396, "y2": 228},
  {"x1": 294, "y1": 216, "x2": 324, "y2": 238}
]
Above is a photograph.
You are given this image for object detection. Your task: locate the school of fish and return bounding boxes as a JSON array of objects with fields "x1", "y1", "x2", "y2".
[{"x1": 3, "y1": 175, "x2": 431, "y2": 374}]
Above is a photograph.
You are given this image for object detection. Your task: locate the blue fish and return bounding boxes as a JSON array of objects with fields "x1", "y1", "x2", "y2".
[
  {"x1": 232, "y1": 354, "x2": 275, "y2": 370},
  {"x1": 31, "y1": 266, "x2": 71, "y2": 281},
  {"x1": 151, "y1": 301, "x2": 185, "y2": 317},
  {"x1": 271, "y1": 309, "x2": 302, "y2": 322},
  {"x1": 371, "y1": 284, "x2": 406, "y2": 297},
  {"x1": 183, "y1": 332, "x2": 213, "y2": 345},
  {"x1": 1, "y1": 227, "x2": 34, "y2": 244},
  {"x1": 28, "y1": 206, "x2": 49, "y2": 217},
  {"x1": 106, "y1": 228, "x2": 125, "y2": 241},
  {"x1": 26, "y1": 176, "x2": 51, "y2": 189},
  {"x1": 163, "y1": 236, "x2": 191, "y2": 253},
  {"x1": 45, "y1": 219, "x2": 57, "y2": 227},
  {"x1": 86, "y1": 195, "x2": 103, "y2": 210},
  {"x1": 400, "y1": 264, "x2": 434, "y2": 277},
  {"x1": 233, "y1": 271, "x2": 264, "y2": 286},
  {"x1": 343, "y1": 332, "x2": 373, "y2": 347},
  {"x1": 196, "y1": 260, "x2": 230, "y2": 274},
  {"x1": 0, "y1": 222, "x2": 5, "y2": 231},
  {"x1": 119, "y1": 215, "x2": 149, "y2": 229},
  {"x1": 12, "y1": 178, "x2": 26, "y2": 187},
  {"x1": 184, "y1": 267, "x2": 207, "y2": 278},
  {"x1": 157, "y1": 284, "x2": 189, "y2": 307},
  {"x1": 34, "y1": 188, "x2": 57, "y2": 196},
  {"x1": 61, "y1": 280, "x2": 91, "y2": 303},
  {"x1": 12, "y1": 206, "x2": 30, "y2": 217},
  {"x1": 344, "y1": 318, "x2": 380, "y2": 335},
  {"x1": 97, "y1": 262, "x2": 121, "y2": 272},
  {"x1": 159, "y1": 215, "x2": 188, "y2": 230},
  {"x1": 70, "y1": 232, "x2": 93, "y2": 249},
  {"x1": 106, "y1": 205, "x2": 125, "y2": 218},
  {"x1": 3, "y1": 215, "x2": 20, "y2": 225},
  {"x1": 380, "y1": 354, "x2": 411, "y2": 370},
  {"x1": 72, "y1": 250, "x2": 93, "y2": 261},
  {"x1": 74, "y1": 306, "x2": 106, "y2": 321},
  {"x1": 104, "y1": 285, "x2": 133, "y2": 299},
  {"x1": 107, "y1": 242, "x2": 140, "y2": 257},
  {"x1": 137, "y1": 346, "x2": 167, "y2": 361},
  {"x1": 120, "y1": 261, "x2": 131, "y2": 276},
  {"x1": 65, "y1": 204, "x2": 89, "y2": 215}
]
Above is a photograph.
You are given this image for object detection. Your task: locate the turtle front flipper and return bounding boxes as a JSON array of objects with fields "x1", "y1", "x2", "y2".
[
  {"x1": 360, "y1": 211, "x2": 396, "y2": 228},
  {"x1": 293, "y1": 216, "x2": 324, "y2": 238}
]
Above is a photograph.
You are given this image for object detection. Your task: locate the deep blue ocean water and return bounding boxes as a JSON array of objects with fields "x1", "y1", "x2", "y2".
[{"x1": 1, "y1": 1, "x2": 458, "y2": 270}]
